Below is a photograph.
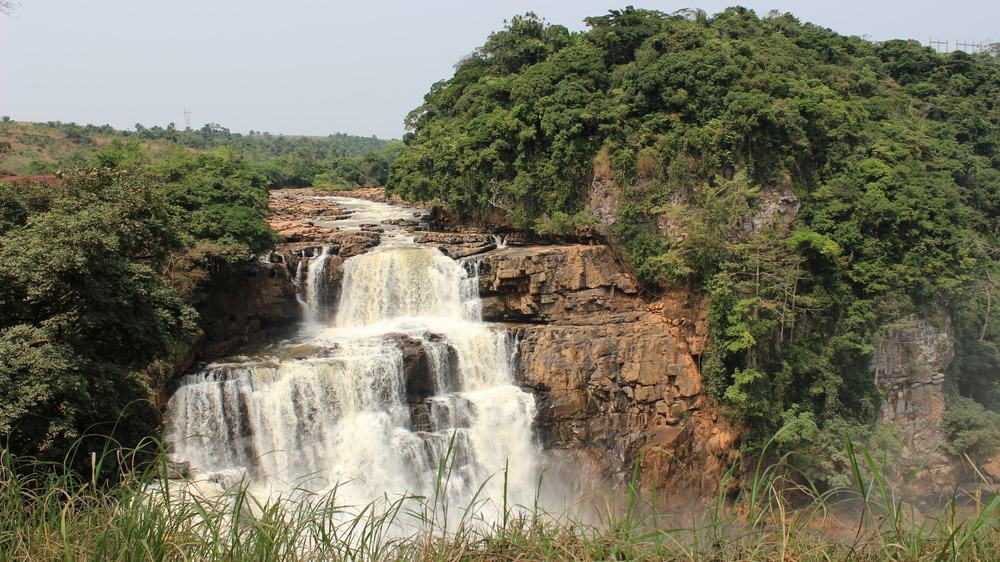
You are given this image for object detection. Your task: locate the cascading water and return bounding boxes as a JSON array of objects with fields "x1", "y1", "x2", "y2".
[
  {"x1": 301, "y1": 246, "x2": 331, "y2": 324},
  {"x1": 166, "y1": 198, "x2": 542, "y2": 520}
]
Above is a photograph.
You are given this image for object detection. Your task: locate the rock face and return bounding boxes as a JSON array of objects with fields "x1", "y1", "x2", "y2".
[
  {"x1": 743, "y1": 187, "x2": 800, "y2": 233},
  {"x1": 871, "y1": 315, "x2": 957, "y2": 492},
  {"x1": 194, "y1": 258, "x2": 300, "y2": 360},
  {"x1": 477, "y1": 244, "x2": 735, "y2": 495},
  {"x1": 195, "y1": 243, "x2": 380, "y2": 361},
  {"x1": 588, "y1": 175, "x2": 620, "y2": 236}
]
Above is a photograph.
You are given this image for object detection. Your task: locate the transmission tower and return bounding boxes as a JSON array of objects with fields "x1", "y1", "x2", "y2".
[
  {"x1": 929, "y1": 38, "x2": 990, "y2": 53},
  {"x1": 929, "y1": 38, "x2": 949, "y2": 52},
  {"x1": 183, "y1": 107, "x2": 192, "y2": 130}
]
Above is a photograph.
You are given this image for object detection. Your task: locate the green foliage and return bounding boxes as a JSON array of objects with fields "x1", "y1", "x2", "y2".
[
  {"x1": 942, "y1": 395, "x2": 1000, "y2": 463},
  {"x1": 535, "y1": 208, "x2": 598, "y2": 236},
  {"x1": 0, "y1": 132, "x2": 286, "y2": 467},
  {"x1": 795, "y1": 417, "x2": 902, "y2": 488},
  {"x1": 949, "y1": 271, "x2": 1000, "y2": 411},
  {"x1": 0, "y1": 183, "x2": 29, "y2": 234},
  {"x1": 0, "y1": 120, "x2": 401, "y2": 190},
  {"x1": 610, "y1": 198, "x2": 671, "y2": 284},
  {"x1": 390, "y1": 6, "x2": 1000, "y2": 462},
  {"x1": 150, "y1": 149, "x2": 276, "y2": 259},
  {"x1": 89, "y1": 138, "x2": 144, "y2": 168},
  {"x1": 307, "y1": 143, "x2": 402, "y2": 190},
  {"x1": 391, "y1": 12, "x2": 607, "y2": 229},
  {"x1": 0, "y1": 170, "x2": 198, "y2": 466}
]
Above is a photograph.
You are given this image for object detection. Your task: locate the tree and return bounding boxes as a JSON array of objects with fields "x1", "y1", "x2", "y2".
[{"x1": 0, "y1": 170, "x2": 197, "y2": 468}]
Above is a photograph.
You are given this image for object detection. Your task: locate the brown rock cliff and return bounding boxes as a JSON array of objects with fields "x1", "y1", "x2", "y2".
[{"x1": 477, "y1": 244, "x2": 736, "y2": 495}]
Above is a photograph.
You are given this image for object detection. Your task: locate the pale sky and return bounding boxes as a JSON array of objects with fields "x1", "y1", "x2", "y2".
[{"x1": 1, "y1": 1, "x2": 996, "y2": 139}]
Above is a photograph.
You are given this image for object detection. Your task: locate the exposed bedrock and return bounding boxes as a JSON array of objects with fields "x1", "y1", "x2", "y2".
[
  {"x1": 871, "y1": 315, "x2": 960, "y2": 492},
  {"x1": 193, "y1": 259, "x2": 300, "y2": 360},
  {"x1": 477, "y1": 244, "x2": 737, "y2": 494}
]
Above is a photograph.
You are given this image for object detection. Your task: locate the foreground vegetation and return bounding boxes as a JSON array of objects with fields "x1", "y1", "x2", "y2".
[
  {"x1": 1, "y1": 434, "x2": 997, "y2": 561},
  {"x1": 389, "y1": 7, "x2": 1000, "y2": 481}
]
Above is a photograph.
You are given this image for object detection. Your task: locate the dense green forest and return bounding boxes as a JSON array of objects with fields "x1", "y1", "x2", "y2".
[
  {"x1": 389, "y1": 7, "x2": 1000, "y2": 477},
  {"x1": 0, "y1": 119, "x2": 403, "y2": 189}
]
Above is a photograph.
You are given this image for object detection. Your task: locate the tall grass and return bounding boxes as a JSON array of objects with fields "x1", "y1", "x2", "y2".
[{"x1": 1, "y1": 432, "x2": 997, "y2": 561}]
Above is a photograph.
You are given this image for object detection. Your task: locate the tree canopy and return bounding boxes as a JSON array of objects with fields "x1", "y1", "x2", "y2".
[{"x1": 0, "y1": 170, "x2": 197, "y2": 466}]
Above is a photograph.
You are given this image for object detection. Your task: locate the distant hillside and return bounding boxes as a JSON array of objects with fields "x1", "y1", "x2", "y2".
[{"x1": 0, "y1": 120, "x2": 401, "y2": 189}]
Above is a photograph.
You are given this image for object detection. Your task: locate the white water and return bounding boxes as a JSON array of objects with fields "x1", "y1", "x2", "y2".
[
  {"x1": 166, "y1": 197, "x2": 541, "y2": 518},
  {"x1": 301, "y1": 246, "x2": 331, "y2": 325}
]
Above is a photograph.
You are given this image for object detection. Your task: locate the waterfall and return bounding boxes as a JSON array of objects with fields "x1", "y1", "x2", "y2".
[
  {"x1": 166, "y1": 224, "x2": 541, "y2": 518},
  {"x1": 296, "y1": 246, "x2": 331, "y2": 325},
  {"x1": 335, "y1": 243, "x2": 477, "y2": 327}
]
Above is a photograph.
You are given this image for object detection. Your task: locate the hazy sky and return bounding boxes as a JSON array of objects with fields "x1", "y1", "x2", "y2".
[{"x1": 1, "y1": 1, "x2": 996, "y2": 139}]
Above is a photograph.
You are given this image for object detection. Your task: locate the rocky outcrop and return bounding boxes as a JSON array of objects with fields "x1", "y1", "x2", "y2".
[
  {"x1": 871, "y1": 315, "x2": 957, "y2": 492},
  {"x1": 588, "y1": 147, "x2": 620, "y2": 236},
  {"x1": 413, "y1": 231, "x2": 498, "y2": 259},
  {"x1": 743, "y1": 187, "x2": 800, "y2": 233},
  {"x1": 193, "y1": 259, "x2": 299, "y2": 360},
  {"x1": 478, "y1": 245, "x2": 640, "y2": 322},
  {"x1": 477, "y1": 244, "x2": 735, "y2": 495},
  {"x1": 588, "y1": 177, "x2": 620, "y2": 236}
]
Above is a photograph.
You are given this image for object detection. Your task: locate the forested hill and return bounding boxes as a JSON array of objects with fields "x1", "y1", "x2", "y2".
[
  {"x1": 0, "y1": 120, "x2": 403, "y2": 189},
  {"x1": 389, "y1": 7, "x2": 1000, "y2": 474}
]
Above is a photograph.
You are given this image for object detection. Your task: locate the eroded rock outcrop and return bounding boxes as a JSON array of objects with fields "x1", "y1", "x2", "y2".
[
  {"x1": 413, "y1": 231, "x2": 498, "y2": 259},
  {"x1": 871, "y1": 315, "x2": 958, "y2": 492},
  {"x1": 194, "y1": 259, "x2": 300, "y2": 360},
  {"x1": 477, "y1": 244, "x2": 735, "y2": 495}
]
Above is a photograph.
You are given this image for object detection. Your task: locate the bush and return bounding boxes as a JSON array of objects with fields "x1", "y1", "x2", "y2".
[{"x1": 942, "y1": 395, "x2": 1000, "y2": 464}]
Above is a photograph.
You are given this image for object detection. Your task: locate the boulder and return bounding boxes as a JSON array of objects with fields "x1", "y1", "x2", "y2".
[{"x1": 387, "y1": 334, "x2": 461, "y2": 401}]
